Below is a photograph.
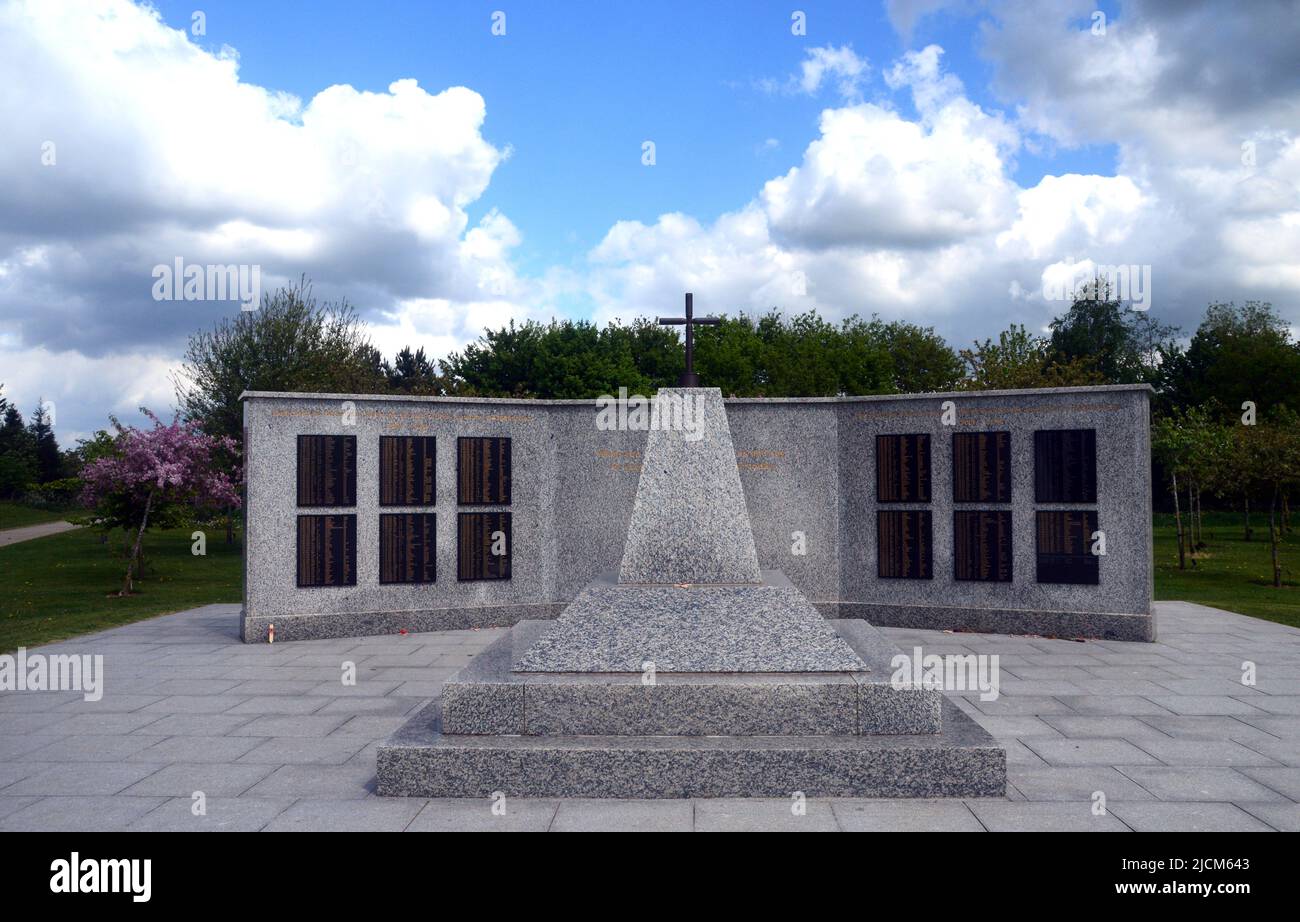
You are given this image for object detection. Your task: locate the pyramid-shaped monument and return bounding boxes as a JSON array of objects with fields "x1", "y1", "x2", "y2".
[{"x1": 377, "y1": 387, "x2": 1005, "y2": 798}]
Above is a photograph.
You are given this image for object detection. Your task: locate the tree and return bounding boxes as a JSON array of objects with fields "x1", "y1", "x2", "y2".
[
  {"x1": 384, "y1": 346, "x2": 451, "y2": 395},
  {"x1": 961, "y1": 324, "x2": 1103, "y2": 390},
  {"x1": 27, "y1": 400, "x2": 62, "y2": 484},
  {"x1": 1236, "y1": 411, "x2": 1300, "y2": 588},
  {"x1": 0, "y1": 394, "x2": 35, "y2": 500},
  {"x1": 1152, "y1": 411, "x2": 1198, "y2": 570},
  {"x1": 80, "y1": 410, "x2": 241, "y2": 595},
  {"x1": 871, "y1": 319, "x2": 965, "y2": 394},
  {"x1": 1164, "y1": 301, "x2": 1300, "y2": 420},
  {"x1": 1048, "y1": 278, "x2": 1176, "y2": 385},
  {"x1": 176, "y1": 278, "x2": 388, "y2": 447}
]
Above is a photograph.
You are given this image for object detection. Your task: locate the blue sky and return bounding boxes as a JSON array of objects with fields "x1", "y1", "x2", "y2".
[
  {"x1": 151, "y1": 0, "x2": 1118, "y2": 279},
  {"x1": 2, "y1": 0, "x2": 1297, "y2": 439}
]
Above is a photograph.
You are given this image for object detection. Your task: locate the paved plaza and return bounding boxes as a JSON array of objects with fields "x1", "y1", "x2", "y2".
[{"x1": 1, "y1": 600, "x2": 1298, "y2": 831}]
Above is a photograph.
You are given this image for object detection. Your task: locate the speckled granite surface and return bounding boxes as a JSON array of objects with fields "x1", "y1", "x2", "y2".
[
  {"x1": 376, "y1": 698, "x2": 1004, "y2": 798},
  {"x1": 514, "y1": 572, "x2": 865, "y2": 673},
  {"x1": 439, "y1": 618, "x2": 943, "y2": 737},
  {"x1": 617, "y1": 388, "x2": 762, "y2": 585}
]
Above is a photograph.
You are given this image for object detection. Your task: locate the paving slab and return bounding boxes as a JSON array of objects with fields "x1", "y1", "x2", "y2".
[
  {"x1": 1115, "y1": 766, "x2": 1288, "y2": 802},
  {"x1": 127, "y1": 796, "x2": 295, "y2": 831},
  {"x1": 967, "y1": 801, "x2": 1129, "y2": 832},
  {"x1": 551, "y1": 799, "x2": 694, "y2": 832},
  {"x1": 406, "y1": 798, "x2": 558, "y2": 832},
  {"x1": 694, "y1": 798, "x2": 839, "y2": 832},
  {"x1": 1108, "y1": 802, "x2": 1274, "y2": 832},
  {"x1": 0, "y1": 795, "x2": 167, "y2": 831},
  {"x1": 831, "y1": 799, "x2": 985, "y2": 832},
  {"x1": 0, "y1": 599, "x2": 1296, "y2": 830},
  {"x1": 263, "y1": 798, "x2": 425, "y2": 832}
]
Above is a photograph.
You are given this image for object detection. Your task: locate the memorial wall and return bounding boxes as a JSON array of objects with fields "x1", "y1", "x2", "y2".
[{"x1": 241, "y1": 384, "x2": 1153, "y2": 643}]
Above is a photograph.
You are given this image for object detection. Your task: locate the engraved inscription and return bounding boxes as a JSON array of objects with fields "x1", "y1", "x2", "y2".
[
  {"x1": 457, "y1": 437, "x2": 512, "y2": 505},
  {"x1": 296, "y1": 514, "x2": 357, "y2": 587},
  {"x1": 1034, "y1": 429, "x2": 1097, "y2": 503},
  {"x1": 458, "y1": 511, "x2": 512, "y2": 581},
  {"x1": 380, "y1": 436, "x2": 436, "y2": 506},
  {"x1": 296, "y1": 435, "x2": 356, "y2": 507},
  {"x1": 876, "y1": 434, "x2": 931, "y2": 503},
  {"x1": 379, "y1": 513, "x2": 436, "y2": 584},
  {"x1": 953, "y1": 431, "x2": 1011, "y2": 503},
  {"x1": 954, "y1": 510, "x2": 1013, "y2": 582},
  {"x1": 877, "y1": 510, "x2": 933, "y2": 579},
  {"x1": 1035, "y1": 510, "x2": 1100, "y2": 585}
]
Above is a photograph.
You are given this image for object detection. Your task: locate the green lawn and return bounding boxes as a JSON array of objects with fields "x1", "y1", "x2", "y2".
[
  {"x1": 0, "y1": 500, "x2": 75, "y2": 530},
  {"x1": 1153, "y1": 511, "x2": 1300, "y2": 628},
  {"x1": 0, "y1": 525, "x2": 242, "y2": 653},
  {"x1": 0, "y1": 510, "x2": 1295, "y2": 652}
]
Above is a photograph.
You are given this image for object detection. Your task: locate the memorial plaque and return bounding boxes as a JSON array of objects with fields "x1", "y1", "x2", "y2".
[
  {"x1": 1034, "y1": 429, "x2": 1097, "y2": 503},
  {"x1": 953, "y1": 431, "x2": 1011, "y2": 503},
  {"x1": 457, "y1": 437, "x2": 512, "y2": 505},
  {"x1": 296, "y1": 435, "x2": 356, "y2": 507},
  {"x1": 954, "y1": 510, "x2": 1013, "y2": 582},
  {"x1": 296, "y1": 514, "x2": 357, "y2": 587},
  {"x1": 1035, "y1": 510, "x2": 1099, "y2": 584},
  {"x1": 876, "y1": 434, "x2": 931, "y2": 503},
  {"x1": 458, "y1": 511, "x2": 512, "y2": 581},
  {"x1": 379, "y1": 513, "x2": 436, "y2": 584},
  {"x1": 380, "y1": 436, "x2": 436, "y2": 506},
  {"x1": 877, "y1": 510, "x2": 932, "y2": 579}
]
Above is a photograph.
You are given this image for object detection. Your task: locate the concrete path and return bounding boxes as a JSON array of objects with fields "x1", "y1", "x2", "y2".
[
  {"x1": 1, "y1": 600, "x2": 1297, "y2": 831},
  {"x1": 0, "y1": 520, "x2": 78, "y2": 548}
]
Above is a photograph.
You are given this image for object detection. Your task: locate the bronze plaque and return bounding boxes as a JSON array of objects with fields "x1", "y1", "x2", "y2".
[
  {"x1": 458, "y1": 511, "x2": 512, "y2": 581},
  {"x1": 1034, "y1": 429, "x2": 1097, "y2": 503},
  {"x1": 1035, "y1": 510, "x2": 1099, "y2": 584},
  {"x1": 296, "y1": 514, "x2": 357, "y2": 587},
  {"x1": 457, "y1": 437, "x2": 512, "y2": 505},
  {"x1": 953, "y1": 431, "x2": 1011, "y2": 503},
  {"x1": 296, "y1": 435, "x2": 356, "y2": 507},
  {"x1": 379, "y1": 513, "x2": 436, "y2": 584},
  {"x1": 954, "y1": 510, "x2": 1013, "y2": 582},
  {"x1": 877, "y1": 510, "x2": 932, "y2": 579},
  {"x1": 876, "y1": 434, "x2": 931, "y2": 503},
  {"x1": 380, "y1": 436, "x2": 436, "y2": 506}
]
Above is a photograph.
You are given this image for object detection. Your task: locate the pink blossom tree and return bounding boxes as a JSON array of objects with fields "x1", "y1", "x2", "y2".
[{"x1": 80, "y1": 409, "x2": 241, "y2": 595}]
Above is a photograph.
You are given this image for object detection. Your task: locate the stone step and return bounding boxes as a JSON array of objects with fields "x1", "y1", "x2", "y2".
[
  {"x1": 377, "y1": 699, "x2": 1004, "y2": 799},
  {"x1": 440, "y1": 619, "x2": 942, "y2": 737}
]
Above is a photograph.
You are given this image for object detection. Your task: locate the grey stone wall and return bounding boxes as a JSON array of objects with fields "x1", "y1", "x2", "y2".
[{"x1": 242, "y1": 385, "x2": 1152, "y2": 643}]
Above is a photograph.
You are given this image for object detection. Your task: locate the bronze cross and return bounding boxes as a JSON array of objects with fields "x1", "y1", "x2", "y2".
[{"x1": 657, "y1": 293, "x2": 719, "y2": 387}]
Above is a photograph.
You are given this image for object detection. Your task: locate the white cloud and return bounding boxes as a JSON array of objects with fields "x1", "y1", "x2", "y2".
[
  {"x1": 587, "y1": 24, "x2": 1300, "y2": 344},
  {"x1": 0, "y1": 0, "x2": 544, "y2": 435},
  {"x1": 798, "y1": 45, "x2": 870, "y2": 101},
  {"x1": 763, "y1": 50, "x2": 1019, "y2": 251}
]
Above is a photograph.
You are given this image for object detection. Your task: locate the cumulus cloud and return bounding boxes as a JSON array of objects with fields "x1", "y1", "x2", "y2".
[
  {"x1": 589, "y1": 5, "x2": 1300, "y2": 348},
  {"x1": 0, "y1": 0, "x2": 541, "y2": 436}
]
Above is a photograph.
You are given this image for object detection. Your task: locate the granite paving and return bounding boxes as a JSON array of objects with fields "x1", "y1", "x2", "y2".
[{"x1": 0, "y1": 600, "x2": 1297, "y2": 829}]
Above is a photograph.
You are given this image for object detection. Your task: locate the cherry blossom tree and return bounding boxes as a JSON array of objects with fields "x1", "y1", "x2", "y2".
[{"x1": 80, "y1": 409, "x2": 240, "y2": 595}]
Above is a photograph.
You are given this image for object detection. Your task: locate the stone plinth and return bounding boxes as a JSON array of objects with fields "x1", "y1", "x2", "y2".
[
  {"x1": 617, "y1": 388, "x2": 761, "y2": 585},
  {"x1": 514, "y1": 572, "x2": 864, "y2": 674}
]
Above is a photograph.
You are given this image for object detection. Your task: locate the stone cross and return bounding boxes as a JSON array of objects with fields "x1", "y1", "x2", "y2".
[{"x1": 657, "y1": 292, "x2": 719, "y2": 387}]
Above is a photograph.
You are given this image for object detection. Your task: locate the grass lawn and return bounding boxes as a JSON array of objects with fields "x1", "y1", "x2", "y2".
[
  {"x1": 0, "y1": 525, "x2": 242, "y2": 653},
  {"x1": 1153, "y1": 511, "x2": 1300, "y2": 629},
  {"x1": 1, "y1": 509, "x2": 1297, "y2": 652},
  {"x1": 0, "y1": 500, "x2": 75, "y2": 530}
]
